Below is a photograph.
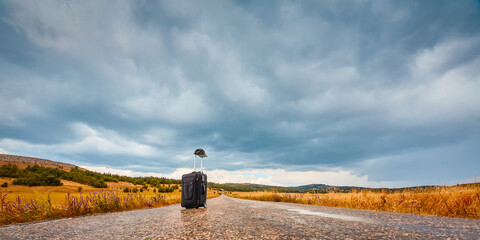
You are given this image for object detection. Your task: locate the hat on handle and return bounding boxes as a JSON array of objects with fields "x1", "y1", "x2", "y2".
[{"x1": 194, "y1": 149, "x2": 207, "y2": 158}]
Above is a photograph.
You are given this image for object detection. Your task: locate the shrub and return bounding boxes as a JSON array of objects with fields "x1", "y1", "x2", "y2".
[
  {"x1": 78, "y1": 187, "x2": 82, "y2": 192},
  {"x1": 0, "y1": 165, "x2": 21, "y2": 178},
  {"x1": 92, "y1": 180, "x2": 107, "y2": 188},
  {"x1": 132, "y1": 188, "x2": 138, "y2": 193},
  {"x1": 1, "y1": 182, "x2": 7, "y2": 188},
  {"x1": 157, "y1": 185, "x2": 176, "y2": 193},
  {"x1": 123, "y1": 188, "x2": 130, "y2": 193},
  {"x1": 13, "y1": 174, "x2": 62, "y2": 187},
  {"x1": 103, "y1": 176, "x2": 119, "y2": 182},
  {"x1": 45, "y1": 175, "x2": 62, "y2": 186}
]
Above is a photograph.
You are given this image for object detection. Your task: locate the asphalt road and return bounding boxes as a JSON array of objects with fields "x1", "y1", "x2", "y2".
[{"x1": 1, "y1": 195, "x2": 479, "y2": 239}]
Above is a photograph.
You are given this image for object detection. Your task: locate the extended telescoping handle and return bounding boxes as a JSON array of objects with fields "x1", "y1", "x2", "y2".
[
  {"x1": 193, "y1": 155, "x2": 204, "y2": 172},
  {"x1": 193, "y1": 149, "x2": 207, "y2": 173},
  {"x1": 193, "y1": 154, "x2": 196, "y2": 172}
]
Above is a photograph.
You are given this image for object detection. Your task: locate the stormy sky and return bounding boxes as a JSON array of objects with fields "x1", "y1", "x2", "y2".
[{"x1": 1, "y1": 0, "x2": 479, "y2": 187}]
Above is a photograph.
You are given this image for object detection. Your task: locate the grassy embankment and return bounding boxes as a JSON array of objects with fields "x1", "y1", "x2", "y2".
[
  {"x1": 0, "y1": 177, "x2": 220, "y2": 225},
  {"x1": 228, "y1": 183, "x2": 480, "y2": 219},
  {"x1": 0, "y1": 178, "x2": 219, "y2": 226}
]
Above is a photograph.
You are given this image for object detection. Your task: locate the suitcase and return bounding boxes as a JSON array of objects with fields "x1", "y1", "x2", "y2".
[
  {"x1": 181, "y1": 171, "x2": 207, "y2": 208},
  {"x1": 181, "y1": 149, "x2": 208, "y2": 209}
]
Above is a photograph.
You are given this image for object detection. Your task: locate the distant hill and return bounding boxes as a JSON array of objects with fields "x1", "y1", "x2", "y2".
[
  {"x1": 207, "y1": 182, "x2": 298, "y2": 192},
  {"x1": 0, "y1": 154, "x2": 87, "y2": 171},
  {"x1": 291, "y1": 184, "x2": 328, "y2": 190},
  {"x1": 207, "y1": 182, "x2": 360, "y2": 193},
  {"x1": 208, "y1": 182, "x2": 466, "y2": 193},
  {"x1": 291, "y1": 184, "x2": 369, "y2": 192}
]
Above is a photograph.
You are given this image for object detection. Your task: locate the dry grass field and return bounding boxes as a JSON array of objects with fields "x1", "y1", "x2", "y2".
[
  {"x1": 228, "y1": 183, "x2": 480, "y2": 219},
  {"x1": 0, "y1": 178, "x2": 219, "y2": 225},
  {"x1": 0, "y1": 178, "x2": 180, "y2": 207}
]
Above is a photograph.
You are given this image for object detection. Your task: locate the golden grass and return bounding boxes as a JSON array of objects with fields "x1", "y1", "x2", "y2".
[
  {"x1": 228, "y1": 184, "x2": 480, "y2": 219},
  {"x1": 0, "y1": 178, "x2": 179, "y2": 207},
  {"x1": 0, "y1": 178, "x2": 220, "y2": 225}
]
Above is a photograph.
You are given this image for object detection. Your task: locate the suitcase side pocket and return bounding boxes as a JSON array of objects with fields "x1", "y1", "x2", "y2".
[{"x1": 183, "y1": 177, "x2": 195, "y2": 200}]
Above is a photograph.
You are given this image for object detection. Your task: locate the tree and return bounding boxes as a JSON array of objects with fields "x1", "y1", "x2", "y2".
[
  {"x1": 0, "y1": 164, "x2": 21, "y2": 177},
  {"x1": 92, "y1": 180, "x2": 107, "y2": 188}
]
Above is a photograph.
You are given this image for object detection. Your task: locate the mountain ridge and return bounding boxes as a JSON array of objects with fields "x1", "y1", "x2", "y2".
[
  {"x1": 0, "y1": 154, "x2": 87, "y2": 171},
  {"x1": 207, "y1": 182, "x2": 456, "y2": 193}
]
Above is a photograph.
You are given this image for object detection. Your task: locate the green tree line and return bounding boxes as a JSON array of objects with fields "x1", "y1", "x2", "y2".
[{"x1": 0, "y1": 164, "x2": 180, "y2": 188}]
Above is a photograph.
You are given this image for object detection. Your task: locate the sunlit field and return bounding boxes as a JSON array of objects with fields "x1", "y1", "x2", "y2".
[
  {"x1": 0, "y1": 178, "x2": 179, "y2": 206},
  {"x1": 228, "y1": 183, "x2": 480, "y2": 219},
  {"x1": 0, "y1": 178, "x2": 219, "y2": 225}
]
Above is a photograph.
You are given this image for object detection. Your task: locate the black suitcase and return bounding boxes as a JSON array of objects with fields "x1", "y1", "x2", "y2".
[
  {"x1": 181, "y1": 149, "x2": 208, "y2": 209},
  {"x1": 181, "y1": 171, "x2": 207, "y2": 208}
]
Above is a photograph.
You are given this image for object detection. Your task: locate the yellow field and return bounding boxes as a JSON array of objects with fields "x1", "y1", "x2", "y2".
[
  {"x1": 0, "y1": 178, "x2": 220, "y2": 225},
  {"x1": 228, "y1": 184, "x2": 480, "y2": 219},
  {"x1": 0, "y1": 178, "x2": 178, "y2": 206}
]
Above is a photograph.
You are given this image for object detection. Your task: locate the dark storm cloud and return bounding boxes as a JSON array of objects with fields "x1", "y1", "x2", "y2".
[{"x1": 0, "y1": 0, "x2": 479, "y2": 186}]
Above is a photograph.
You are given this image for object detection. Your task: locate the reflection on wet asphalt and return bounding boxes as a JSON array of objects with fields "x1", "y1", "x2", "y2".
[
  {"x1": 1, "y1": 195, "x2": 479, "y2": 239},
  {"x1": 281, "y1": 206, "x2": 369, "y2": 222}
]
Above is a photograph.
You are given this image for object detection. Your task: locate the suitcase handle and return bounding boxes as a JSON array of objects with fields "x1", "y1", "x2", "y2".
[
  {"x1": 193, "y1": 155, "x2": 196, "y2": 172},
  {"x1": 193, "y1": 154, "x2": 206, "y2": 172},
  {"x1": 193, "y1": 149, "x2": 207, "y2": 173}
]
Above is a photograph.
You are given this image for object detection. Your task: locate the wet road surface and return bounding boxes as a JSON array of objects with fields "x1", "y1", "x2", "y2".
[{"x1": 1, "y1": 195, "x2": 479, "y2": 239}]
